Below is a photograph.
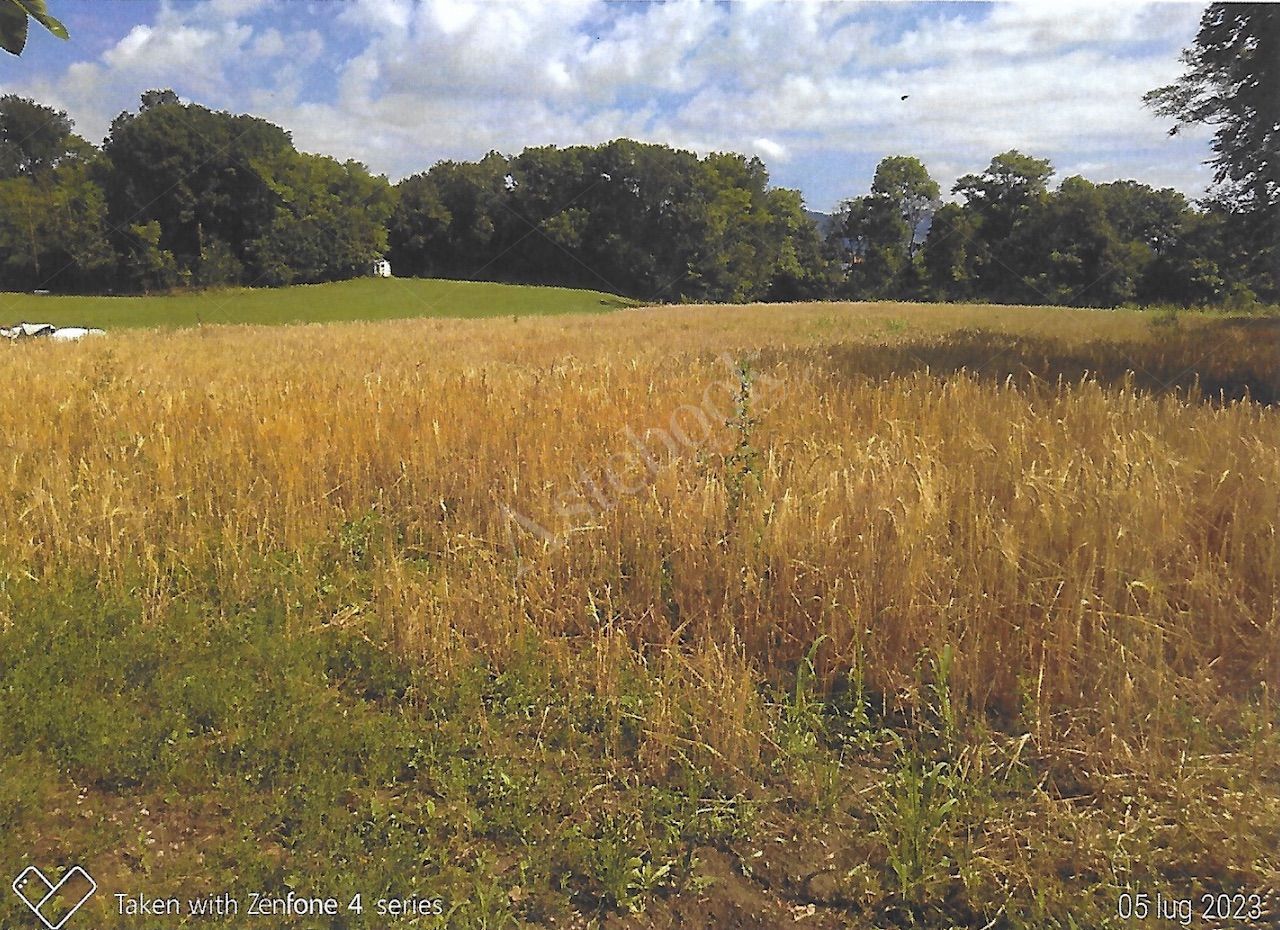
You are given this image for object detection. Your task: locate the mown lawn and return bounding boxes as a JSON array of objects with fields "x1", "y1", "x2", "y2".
[{"x1": 0, "y1": 278, "x2": 638, "y2": 330}]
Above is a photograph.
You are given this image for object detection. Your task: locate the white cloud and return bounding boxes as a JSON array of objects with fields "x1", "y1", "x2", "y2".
[
  {"x1": 752, "y1": 137, "x2": 788, "y2": 162},
  {"x1": 0, "y1": 0, "x2": 272, "y2": 143},
  {"x1": 100, "y1": 4, "x2": 255, "y2": 93},
  {"x1": 251, "y1": 28, "x2": 286, "y2": 59},
  {"x1": 339, "y1": 0, "x2": 415, "y2": 35},
  {"x1": 0, "y1": 0, "x2": 1213, "y2": 207}
]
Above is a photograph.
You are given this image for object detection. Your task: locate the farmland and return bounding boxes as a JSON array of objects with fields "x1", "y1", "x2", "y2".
[
  {"x1": 1, "y1": 299, "x2": 1278, "y2": 929},
  {"x1": 0, "y1": 278, "x2": 636, "y2": 330}
]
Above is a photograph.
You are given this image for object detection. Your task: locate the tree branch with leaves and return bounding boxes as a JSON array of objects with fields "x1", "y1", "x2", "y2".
[
  {"x1": 1145, "y1": 3, "x2": 1277, "y2": 297},
  {"x1": 1, "y1": 0, "x2": 67, "y2": 56}
]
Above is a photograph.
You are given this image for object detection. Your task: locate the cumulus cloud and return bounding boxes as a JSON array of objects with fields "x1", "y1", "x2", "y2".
[
  {"x1": 0, "y1": 0, "x2": 1212, "y2": 208},
  {"x1": 752, "y1": 138, "x2": 789, "y2": 163}
]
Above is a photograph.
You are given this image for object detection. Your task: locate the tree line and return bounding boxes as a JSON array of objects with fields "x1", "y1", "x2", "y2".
[
  {"x1": 0, "y1": 1, "x2": 1274, "y2": 308},
  {"x1": 0, "y1": 90, "x2": 394, "y2": 293},
  {"x1": 389, "y1": 141, "x2": 828, "y2": 302},
  {"x1": 832, "y1": 149, "x2": 1273, "y2": 308},
  {"x1": 837, "y1": 3, "x2": 1278, "y2": 308},
  {"x1": 0, "y1": 90, "x2": 834, "y2": 301}
]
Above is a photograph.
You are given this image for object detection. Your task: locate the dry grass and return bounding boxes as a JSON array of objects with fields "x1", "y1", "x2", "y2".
[
  {"x1": 2, "y1": 300, "x2": 1278, "y2": 925},
  {"x1": 2, "y1": 305, "x2": 1277, "y2": 733}
]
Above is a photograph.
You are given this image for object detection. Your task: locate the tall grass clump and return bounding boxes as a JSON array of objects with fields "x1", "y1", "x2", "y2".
[{"x1": 1, "y1": 301, "x2": 1277, "y2": 927}]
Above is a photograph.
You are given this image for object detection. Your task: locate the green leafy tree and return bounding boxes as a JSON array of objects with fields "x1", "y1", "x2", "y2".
[
  {"x1": 0, "y1": 0, "x2": 66, "y2": 56},
  {"x1": 0, "y1": 96, "x2": 110, "y2": 292},
  {"x1": 953, "y1": 150, "x2": 1053, "y2": 239},
  {"x1": 393, "y1": 154, "x2": 509, "y2": 281},
  {"x1": 832, "y1": 156, "x2": 939, "y2": 299},
  {"x1": 1098, "y1": 180, "x2": 1190, "y2": 252},
  {"x1": 387, "y1": 173, "x2": 452, "y2": 278},
  {"x1": 502, "y1": 144, "x2": 592, "y2": 285},
  {"x1": 687, "y1": 152, "x2": 774, "y2": 302},
  {"x1": 952, "y1": 150, "x2": 1054, "y2": 301},
  {"x1": 103, "y1": 90, "x2": 294, "y2": 285},
  {"x1": 1095, "y1": 181, "x2": 1226, "y2": 306},
  {"x1": 385, "y1": 139, "x2": 827, "y2": 303},
  {"x1": 1016, "y1": 176, "x2": 1145, "y2": 307},
  {"x1": 1138, "y1": 209, "x2": 1230, "y2": 306},
  {"x1": 836, "y1": 193, "x2": 909, "y2": 298},
  {"x1": 1145, "y1": 3, "x2": 1279, "y2": 214},
  {"x1": 140, "y1": 88, "x2": 180, "y2": 111},
  {"x1": 869, "y1": 155, "x2": 940, "y2": 259},
  {"x1": 761, "y1": 187, "x2": 838, "y2": 300},
  {"x1": 579, "y1": 139, "x2": 704, "y2": 298},
  {"x1": 102, "y1": 90, "x2": 394, "y2": 291},
  {"x1": 0, "y1": 161, "x2": 112, "y2": 291},
  {"x1": 120, "y1": 220, "x2": 179, "y2": 293},
  {"x1": 1145, "y1": 3, "x2": 1278, "y2": 298},
  {"x1": 922, "y1": 202, "x2": 979, "y2": 301},
  {"x1": 0, "y1": 95, "x2": 82, "y2": 179},
  {"x1": 248, "y1": 150, "x2": 394, "y2": 285}
]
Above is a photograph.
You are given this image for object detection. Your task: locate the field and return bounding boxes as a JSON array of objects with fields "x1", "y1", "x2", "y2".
[
  {"x1": 0, "y1": 278, "x2": 636, "y2": 330},
  {"x1": 1, "y1": 298, "x2": 1278, "y2": 929}
]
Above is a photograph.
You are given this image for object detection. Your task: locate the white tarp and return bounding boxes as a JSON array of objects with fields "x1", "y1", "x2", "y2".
[
  {"x1": 49, "y1": 327, "x2": 106, "y2": 342},
  {"x1": 2, "y1": 322, "x2": 104, "y2": 341},
  {"x1": 2, "y1": 322, "x2": 55, "y2": 339}
]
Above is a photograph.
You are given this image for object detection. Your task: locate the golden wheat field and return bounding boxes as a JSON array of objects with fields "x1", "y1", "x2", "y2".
[{"x1": 2, "y1": 301, "x2": 1279, "y2": 929}]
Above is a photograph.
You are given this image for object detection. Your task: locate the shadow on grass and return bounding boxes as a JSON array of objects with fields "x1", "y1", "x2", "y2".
[{"x1": 773, "y1": 317, "x2": 1280, "y2": 405}]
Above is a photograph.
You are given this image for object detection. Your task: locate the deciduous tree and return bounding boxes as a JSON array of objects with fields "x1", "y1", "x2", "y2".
[
  {"x1": 870, "y1": 155, "x2": 939, "y2": 259},
  {"x1": 0, "y1": 95, "x2": 80, "y2": 179},
  {"x1": 103, "y1": 91, "x2": 294, "y2": 285},
  {"x1": 1145, "y1": 2, "x2": 1279, "y2": 297}
]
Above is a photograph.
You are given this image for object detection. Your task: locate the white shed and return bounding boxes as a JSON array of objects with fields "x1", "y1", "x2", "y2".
[{"x1": 371, "y1": 259, "x2": 392, "y2": 278}]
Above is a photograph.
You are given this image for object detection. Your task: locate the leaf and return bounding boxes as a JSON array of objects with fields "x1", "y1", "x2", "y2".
[
  {"x1": 9, "y1": 0, "x2": 68, "y2": 44},
  {"x1": 0, "y1": 0, "x2": 30, "y2": 55},
  {"x1": 31, "y1": 9, "x2": 67, "y2": 40}
]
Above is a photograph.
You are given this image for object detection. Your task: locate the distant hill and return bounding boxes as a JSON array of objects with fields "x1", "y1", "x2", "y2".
[
  {"x1": 806, "y1": 209, "x2": 935, "y2": 244},
  {"x1": 805, "y1": 210, "x2": 840, "y2": 238}
]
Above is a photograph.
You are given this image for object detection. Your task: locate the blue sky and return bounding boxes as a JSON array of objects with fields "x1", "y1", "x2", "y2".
[{"x1": 0, "y1": 0, "x2": 1214, "y2": 212}]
